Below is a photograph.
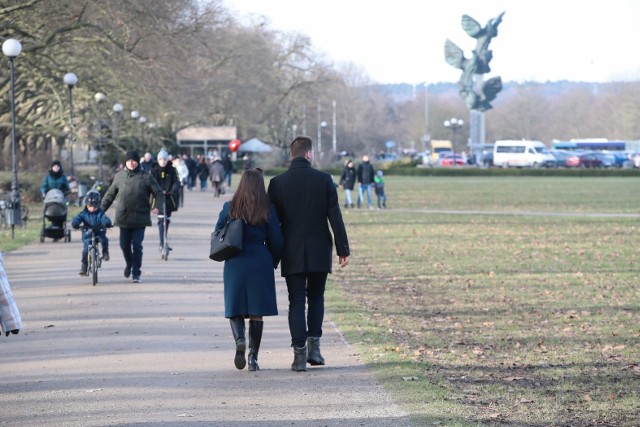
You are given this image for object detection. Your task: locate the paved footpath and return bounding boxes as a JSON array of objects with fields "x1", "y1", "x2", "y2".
[{"x1": 1, "y1": 187, "x2": 415, "y2": 427}]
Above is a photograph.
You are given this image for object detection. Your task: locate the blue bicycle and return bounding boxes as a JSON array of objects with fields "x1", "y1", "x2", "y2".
[{"x1": 83, "y1": 227, "x2": 107, "y2": 286}]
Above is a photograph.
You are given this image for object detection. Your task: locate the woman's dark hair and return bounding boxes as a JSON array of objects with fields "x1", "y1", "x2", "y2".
[{"x1": 229, "y1": 168, "x2": 269, "y2": 225}]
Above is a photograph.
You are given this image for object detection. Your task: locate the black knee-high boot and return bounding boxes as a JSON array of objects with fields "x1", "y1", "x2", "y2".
[
  {"x1": 229, "y1": 317, "x2": 246, "y2": 370},
  {"x1": 248, "y1": 320, "x2": 263, "y2": 371}
]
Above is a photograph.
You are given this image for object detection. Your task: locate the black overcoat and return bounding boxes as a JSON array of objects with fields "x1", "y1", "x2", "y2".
[{"x1": 267, "y1": 157, "x2": 350, "y2": 277}]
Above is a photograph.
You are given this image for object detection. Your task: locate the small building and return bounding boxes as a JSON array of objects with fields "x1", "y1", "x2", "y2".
[{"x1": 176, "y1": 126, "x2": 237, "y2": 157}]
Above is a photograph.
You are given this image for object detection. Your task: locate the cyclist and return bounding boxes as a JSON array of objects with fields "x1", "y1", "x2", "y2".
[{"x1": 71, "y1": 192, "x2": 112, "y2": 276}]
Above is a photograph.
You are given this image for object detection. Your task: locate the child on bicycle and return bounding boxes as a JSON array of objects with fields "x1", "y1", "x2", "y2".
[{"x1": 71, "y1": 192, "x2": 112, "y2": 276}]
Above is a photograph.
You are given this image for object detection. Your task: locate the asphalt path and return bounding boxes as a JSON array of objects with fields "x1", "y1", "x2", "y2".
[{"x1": 0, "y1": 186, "x2": 415, "y2": 427}]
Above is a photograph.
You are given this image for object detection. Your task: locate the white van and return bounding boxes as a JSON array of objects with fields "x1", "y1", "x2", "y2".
[{"x1": 493, "y1": 140, "x2": 556, "y2": 168}]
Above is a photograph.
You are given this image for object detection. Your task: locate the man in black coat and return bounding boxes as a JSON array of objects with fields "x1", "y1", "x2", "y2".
[{"x1": 267, "y1": 136, "x2": 350, "y2": 372}]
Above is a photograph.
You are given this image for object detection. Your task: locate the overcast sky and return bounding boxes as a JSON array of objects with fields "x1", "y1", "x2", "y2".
[{"x1": 222, "y1": 0, "x2": 640, "y2": 85}]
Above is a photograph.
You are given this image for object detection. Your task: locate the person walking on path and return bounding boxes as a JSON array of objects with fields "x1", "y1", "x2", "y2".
[
  {"x1": 140, "y1": 152, "x2": 155, "y2": 173},
  {"x1": 222, "y1": 152, "x2": 234, "y2": 190},
  {"x1": 357, "y1": 155, "x2": 375, "y2": 209},
  {"x1": 209, "y1": 156, "x2": 225, "y2": 197},
  {"x1": 101, "y1": 150, "x2": 165, "y2": 283},
  {"x1": 267, "y1": 136, "x2": 350, "y2": 372},
  {"x1": 339, "y1": 159, "x2": 356, "y2": 208},
  {"x1": 196, "y1": 157, "x2": 209, "y2": 191},
  {"x1": 183, "y1": 154, "x2": 197, "y2": 191},
  {"x1": 71, "y1": 191, "x2": 112, "y2": 276},
  {"x1": 214, "y1": 168, "x2": 284, "y2": 371},
  {"x1": 150, "y1": 150, "x2": 180, "y2": 252},
  {"x1": 173, "y1": 156, "x2": 189, "y2": 207},
  {"x1": 374, "y1": 170, "x2": 387, "y2": 209}
]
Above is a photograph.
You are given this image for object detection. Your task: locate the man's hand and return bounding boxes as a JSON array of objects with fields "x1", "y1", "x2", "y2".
[
  {"x1": 151, "y1": 208, "x2": 159, "y2": 215},
  {"x1": 338, "y1": 255, "x2": 350, "y2": 268}
]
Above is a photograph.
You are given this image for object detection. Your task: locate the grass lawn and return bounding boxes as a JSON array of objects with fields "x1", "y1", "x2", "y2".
[{"x1": 327, "y1": 176, "x2": 640, "y2": 426}]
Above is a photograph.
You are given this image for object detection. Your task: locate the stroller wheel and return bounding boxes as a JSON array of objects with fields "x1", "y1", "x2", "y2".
[
  {"x1": 40, "y1": 230, "x2": 45, "y2": 243},
  {"x1": 65, "y1": 230, "x2": 71, "y2": 242}
]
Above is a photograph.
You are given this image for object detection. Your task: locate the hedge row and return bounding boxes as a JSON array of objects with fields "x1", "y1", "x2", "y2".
[{"x1": 264, "y1": 166, "x2": 640, "y2": 178}]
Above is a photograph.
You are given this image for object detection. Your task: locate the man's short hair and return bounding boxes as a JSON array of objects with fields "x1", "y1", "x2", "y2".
[{"x1": 290, "y1": 136, "x2": 313, "y2": 158}]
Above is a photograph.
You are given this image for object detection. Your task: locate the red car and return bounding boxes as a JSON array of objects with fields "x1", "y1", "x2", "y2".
[{"x1": 439, "y1": 154, "x2": 466, "y2": 166}]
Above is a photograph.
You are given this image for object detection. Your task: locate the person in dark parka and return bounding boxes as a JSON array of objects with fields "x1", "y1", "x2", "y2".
[
  {"x1": 41, "y1": 160, "x2": 70, "y2": 199},
  {"x1": 101, "y1": 150, "x2": 165, "y2": 283},
  {"x1": 214, "y1": 168, "x2": 284, "y2": 371},
  {"x1": 267, "y1": 136, "x2": 350, "y2": 372}
]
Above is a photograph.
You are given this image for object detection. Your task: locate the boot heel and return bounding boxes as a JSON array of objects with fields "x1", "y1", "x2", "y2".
[
  {"x1": 235, "y1": 339, "x2": 246, "y2": 370},
  {"x1": 291, "y1": 346, "x2": 307, "y2": 372},
  {"x1": 248, "y1": 320, "x2": 263, "y2": 371},
  {"x1": 229, "y1": 317, "x2": 246, "y2": 370},
  {"x1": 307, "y1": 337, "x2": 325, "y2": 366}
]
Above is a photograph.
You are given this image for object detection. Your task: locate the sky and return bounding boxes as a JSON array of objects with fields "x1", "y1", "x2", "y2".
[{"x1": 222, "y1": 0, "x2": 640, "y2": 85}]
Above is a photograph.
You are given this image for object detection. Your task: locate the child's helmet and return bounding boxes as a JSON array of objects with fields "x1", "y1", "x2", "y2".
[{"x1": 86, "y1": 191, "x2": 101, "y2": 207}]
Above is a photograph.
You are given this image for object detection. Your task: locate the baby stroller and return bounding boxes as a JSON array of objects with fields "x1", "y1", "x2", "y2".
[{"x1": 40, "y1": 189, "x2": 71, "y2": 243}]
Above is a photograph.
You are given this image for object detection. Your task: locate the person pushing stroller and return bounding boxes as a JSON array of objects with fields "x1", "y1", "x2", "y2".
[{"x1": 71, "y1": 192, "x2": 112, "y2": 276}]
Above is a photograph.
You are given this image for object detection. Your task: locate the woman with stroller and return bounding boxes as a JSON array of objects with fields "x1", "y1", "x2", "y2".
[
  {"x1": 41, "y1": 160, "x2": 71, "y2": 232},
  {"x1": 71, "y1": 192, "x2": 112, "y2": 276},
  {"x1": 151, "y1": 150, "x2": 180, "y2": 252},
  {"x1": 41, "y1": 160, "x2": 70, "y2": 200},
  {"x1": 214, "y1": 168, "x2": 284, "y2": 371}
]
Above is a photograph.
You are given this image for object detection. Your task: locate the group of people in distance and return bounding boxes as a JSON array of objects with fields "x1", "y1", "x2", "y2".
[{"x1": 339, "y1": 155, "x2": 387, "y2": 210}]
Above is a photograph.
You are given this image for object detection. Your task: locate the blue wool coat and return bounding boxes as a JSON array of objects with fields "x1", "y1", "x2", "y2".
[{"x1": 214, "y1": 202, "x2": 284, "y2": 318}]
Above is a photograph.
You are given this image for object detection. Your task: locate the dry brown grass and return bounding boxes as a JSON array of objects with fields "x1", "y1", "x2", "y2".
[{"x1": 328, "y1": 176, "x2": 640, "y2": 426}]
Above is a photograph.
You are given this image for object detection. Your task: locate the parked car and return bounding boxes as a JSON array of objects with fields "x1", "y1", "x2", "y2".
[
  {"x1": 613, "y1": 152, "x2": 634, "y2": 168},
  {"x1": 577, "y1": 152, "x2": 614, "y2": 168},
  {"x1": 592, "y1": 152, "x2": 616, "y2": 168},
  {"x1": 550, "y1": 150, "x2": 580, "y2": 168},
  {"x1": 439, "y1": 154, "x2": 466, "y2": 166}
]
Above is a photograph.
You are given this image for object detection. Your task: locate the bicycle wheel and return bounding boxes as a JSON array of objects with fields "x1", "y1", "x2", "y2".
[{"x1": 90, "y1": 248, "x2": 98, "y2": 286}]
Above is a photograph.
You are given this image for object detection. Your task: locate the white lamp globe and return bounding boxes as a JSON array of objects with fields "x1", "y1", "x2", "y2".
[
  {"x1": 2, "y1": 39, "x2": 22, "y2": 58},
  {"x1": 63, "y1": 72, "x2": 78, "y2": 87}
]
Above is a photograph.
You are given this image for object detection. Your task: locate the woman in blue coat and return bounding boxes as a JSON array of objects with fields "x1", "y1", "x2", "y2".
[{"x1": 214, "y1": 168, "x2": 284, "y2": 371}]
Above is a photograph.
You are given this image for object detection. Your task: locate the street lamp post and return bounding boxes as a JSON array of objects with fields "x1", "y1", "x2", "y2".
[
  {"x1": 332, "y1": 100, "x2": 337, "y2": 154},
  {"x1": 112, "y1": 103, "x2": 123, "y2": 154},
  {"x1": 64, "y1": 72, "x2": 78, "y2": 176},
  {"x1": 130, "y1": 110, "x2": 140, "y2": 150},
  {"x1": 147, "y1": 122, "x2": 156, "y2": 151},
  {"x1": 139, "y1": 116, "x2": 147, "y2": 149},
  {"x1": 2, "y1": 38, "x2": 22, "y2": 238},
  {"x1": 94, "y1": 92, "x2": 106, "y2": 182},
  {"x1": 316, "y1": 102, "x2": 327, "y2": 166},
  {"x1": 444, "y1": 118, "x2": 464, "y2": 166}
]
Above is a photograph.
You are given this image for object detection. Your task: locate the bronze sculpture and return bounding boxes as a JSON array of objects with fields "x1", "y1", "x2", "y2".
[{"x1": 445, "y1": 12, "x2": 505, "y2": 111}]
